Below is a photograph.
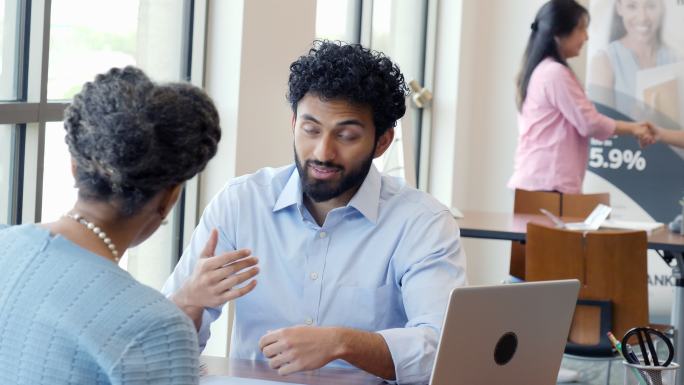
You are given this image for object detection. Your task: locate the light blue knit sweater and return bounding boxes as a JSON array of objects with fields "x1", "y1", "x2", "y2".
[{"x1": 0, "y1": 224, "x2": 199, "y2": 384}]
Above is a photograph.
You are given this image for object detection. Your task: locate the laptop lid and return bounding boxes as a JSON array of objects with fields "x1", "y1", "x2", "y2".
[
  {"x1": 429, "y1": 279, "x2": 580, "y2": 385},
  {"x1": 540, "y1": 204, "x2": 612, "y2": 231}
]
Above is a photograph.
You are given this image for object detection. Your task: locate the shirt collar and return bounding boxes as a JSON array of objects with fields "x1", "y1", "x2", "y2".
[
  {"x1": 347, "y1": 164, "x2": 381, "y2": 224},
  {"x1": 272, "y1": 163, "x2": 381, "y2": 224},
  {"x1": 273, "y1": 166, "x2": 303, "y2": 213}
]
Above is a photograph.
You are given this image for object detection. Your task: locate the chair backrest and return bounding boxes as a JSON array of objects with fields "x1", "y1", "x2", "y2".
[
  {"x1": 513, "y1": 189, "x2": 561, "y2": 215},
  {"x1": 510, "y1": 190, "x2": 611, "y2": 280},
  {"x1": 561, "y1": 193, "x2": 610, "y2": 217},
  {"x1": 510, "y1": 189, "x2": 562, "y2": 279},
  {"x1": 525, "y1": 223, "x2": 649, "y2": 352}
]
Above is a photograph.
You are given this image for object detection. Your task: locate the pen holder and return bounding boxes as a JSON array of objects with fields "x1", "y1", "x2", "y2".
[{"x1": 623, "y1": 362, "x2": 679, "y2": 385}]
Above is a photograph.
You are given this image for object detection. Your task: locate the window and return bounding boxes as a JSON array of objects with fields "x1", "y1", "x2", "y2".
[
  {"x1": 48, "y1": 0, "x2": 186, "y2": 100},
  {"x1": 0, "y1": 125, "x2": 13, "y2": 224},
  {"x1": 41, "y1": 122, "x2": 75, "y2": 222},
  {"x1": 1, "y1": 0, "x2": 205, "y2": 290},
  {"x1": 315, "y1": 0, "x2": 360, "y2": 43},
  {"x1": 0, "y1": 0, "x2": 21, "y2": 101},
  {"x1": 368, "y1": 0, "x2": 429, "y2": 187}
]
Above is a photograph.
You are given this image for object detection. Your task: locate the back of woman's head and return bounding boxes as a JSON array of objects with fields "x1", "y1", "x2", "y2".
[
  {"x1": 516, "y1": 0, "x2": 588, "y2": 110},
  {"x1": 64, "y1": 66, "x2": 221, "y2": 217}
]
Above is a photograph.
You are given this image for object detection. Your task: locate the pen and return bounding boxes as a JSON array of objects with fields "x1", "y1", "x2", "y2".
[
  {"x1": 607, "y1": 332, "x2": 648, "y2": 385},
  {"x1": 625, "y1": 343, "x2": 640, "y2": 364}
]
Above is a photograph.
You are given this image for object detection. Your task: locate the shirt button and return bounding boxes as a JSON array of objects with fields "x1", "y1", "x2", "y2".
[
  {"x1": 319, "y1": 231, "x2": 327, "y2": 238},
  {"x1": 310, "y1": 272, "x2": 319, "y2": 280},
  {"x1": 305, "y1": 317, "x2": 314, "y2": 325}
]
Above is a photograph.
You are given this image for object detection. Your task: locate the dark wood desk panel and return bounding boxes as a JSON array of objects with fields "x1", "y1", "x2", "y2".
[
  {"x1": 457, "y1": 210, "x2": 684, "y2": 252},
  {"x1": 457, "y1": 211, "x2": 551, "y2": 242},
  {"x1": 648, "y1": 227, "x2": 684, "y2": 253},
  {"x1": 201, "y1": 356, "x2": 384, "y2": 385}
]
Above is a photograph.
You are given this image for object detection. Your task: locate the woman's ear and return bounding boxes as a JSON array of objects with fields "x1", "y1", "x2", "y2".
[
  {"x1": 71, "y1": 158, "x2": 77, "y2": 178},
  {"x1": 158, "y1": 184, "x2": 183, "y2": 220}
]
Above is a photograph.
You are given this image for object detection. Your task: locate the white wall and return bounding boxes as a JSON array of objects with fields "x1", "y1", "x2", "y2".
[
  {"x1": 200, "y1": 0, "x2": 316, "y2": 356},
  {"x1": 202, "y1": 0, "x2": 316, "y2": 210},
  {"x1": 201, "y1": 0, "x2": 244, "y2": 209}
]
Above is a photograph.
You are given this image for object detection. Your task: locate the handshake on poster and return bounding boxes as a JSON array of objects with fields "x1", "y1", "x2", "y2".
[{"x1": 633, "y1": 122, "x2": 672, "y2": 148}]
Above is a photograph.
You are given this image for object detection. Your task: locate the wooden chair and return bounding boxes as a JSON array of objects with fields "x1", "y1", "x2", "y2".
[
  {"x1": 524, "y1": 223, "x2": 649, "y2": 356},
  {"x1": 509, "y1": 189, "x2": 562, "y2": 279},
  {"x1": 561, "y1": 192, "x2": 610, "y2": 217},
  {"x1": 509, "y1": 190, "x2": 611, "y2": 280}
]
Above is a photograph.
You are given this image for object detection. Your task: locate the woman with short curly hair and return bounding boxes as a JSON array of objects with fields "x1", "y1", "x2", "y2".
[{"x1": 0, "y1": 66, "x2": 257, "y2": 384}]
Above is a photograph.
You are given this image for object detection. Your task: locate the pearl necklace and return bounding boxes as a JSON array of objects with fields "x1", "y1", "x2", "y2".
[{"x1": 65, "y1": 212, "x2": 120, "y2": 262}]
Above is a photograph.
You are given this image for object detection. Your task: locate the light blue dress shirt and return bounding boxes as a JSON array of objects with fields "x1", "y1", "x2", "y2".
[{"x1": 162, "y1": 164, "x2": 466, "y2": 384}]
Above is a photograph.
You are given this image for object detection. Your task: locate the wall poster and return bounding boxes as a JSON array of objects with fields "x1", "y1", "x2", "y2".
[{"x1": 585, "y1": 0, "x2": 684, "y2": 321}]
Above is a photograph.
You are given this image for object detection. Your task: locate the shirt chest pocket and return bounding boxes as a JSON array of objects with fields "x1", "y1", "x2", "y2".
[{"x1": 331, "y1": 284, "x2": 396, "y2": 331}]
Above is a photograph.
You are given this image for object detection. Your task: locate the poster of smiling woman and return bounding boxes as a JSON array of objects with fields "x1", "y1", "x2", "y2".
[{"x1": 585, "y1": 0, "x2": 684, "y2": 322}]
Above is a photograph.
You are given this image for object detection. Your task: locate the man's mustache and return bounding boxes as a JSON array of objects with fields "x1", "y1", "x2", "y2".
[{"x1": 306, "y1": 160, "x2": 344, "y2": 171}]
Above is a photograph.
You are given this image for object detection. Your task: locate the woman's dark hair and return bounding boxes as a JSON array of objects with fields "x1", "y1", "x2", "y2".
[
  {"x1": 609, "y1": 0, "x2": 664, "y2": 44},
  {"x1": 64, "y1": 66, "x2": 221, "y2": 216},
  {"x1": 516, "y1": 0, "x2": 589, "y2": 110},
  {"x1": 287, "y1": 40, "x2": 409, "y2": 138}
]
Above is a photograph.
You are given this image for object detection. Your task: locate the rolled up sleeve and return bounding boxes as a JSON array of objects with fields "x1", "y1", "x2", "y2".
[{"x1": 378, "y1": 209, "x2": 467, "y2": 384}]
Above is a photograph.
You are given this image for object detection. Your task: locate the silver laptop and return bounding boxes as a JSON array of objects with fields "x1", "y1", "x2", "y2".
[
  {"x1": 429, "y1": 279, "x2": 580, "y2": 385},
  {"x1": 540, "y1": 204, "x2": 612, "y2": 231}
]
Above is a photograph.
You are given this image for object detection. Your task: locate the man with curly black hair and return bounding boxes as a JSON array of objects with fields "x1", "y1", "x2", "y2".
[{"x1": 163, "y1": 40, "x2": 466, "y2": 384}]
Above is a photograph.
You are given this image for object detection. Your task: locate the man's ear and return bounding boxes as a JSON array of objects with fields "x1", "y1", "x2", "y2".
[
  {"x1": 374, "y1": 128, "x2": 395, "y2": 158},
  {"x1": 291, "y1": 113, "x2": 296, "y2": 133}
]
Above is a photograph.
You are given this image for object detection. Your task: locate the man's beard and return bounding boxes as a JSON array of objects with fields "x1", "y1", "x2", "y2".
[{"x1": 295, "y1": 147, "x2": 375, "y2": 203}]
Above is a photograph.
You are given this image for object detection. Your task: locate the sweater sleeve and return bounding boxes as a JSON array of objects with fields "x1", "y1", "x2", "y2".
[
  {"x1": 108, "y1": 312, "x2": 200, "y2": 385},
  {"x1": 545, "y1": 63, "x2": 615, "y2": 140}
]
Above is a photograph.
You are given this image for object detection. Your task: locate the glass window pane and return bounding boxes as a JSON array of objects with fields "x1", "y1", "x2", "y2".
[
  {"x1": 125, "y1": 205, "x2": 178, "y2": 290},
  {"x1": 0, "y1": 0, "x2": 21, "y2": 101},
  {"x1": 48, "y1": 0, "x2": 185, "y2": 100},
  {"x1": 370, "y1": 0, "x2": 427, "y2": 80},
  {"x1": 315, "y1": 0, "x2": 360, "y2": 43},
  {"x1": 42, "y1": 122, "x2": 77, "y2": 222},
  {"x1": 370, "y1": 0, "x2": 427, "y2": 184},
  {"x1": 41, "y1": 122, "x2": 175, "y2": 290},
  {"x1": 0, "y1": 125, "x2": 13, "y2": 224}
]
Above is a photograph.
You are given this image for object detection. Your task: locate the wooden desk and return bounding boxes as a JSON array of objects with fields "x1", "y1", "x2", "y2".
[
  {"x1": 457, "y1": 210, "x2": 684, "y2": 253},
  {"x1": 457, "y1": 210, "x2": 684, "y2": 385},
  {"x1": 200, "y1": 356, "x2": 383, "y2": 385},
  {"x1": 200, "y1": 356, "x2": 587, "y2": 385},
  {"x1": 200, "y1": 356, "x2": 585, "y2": 385}
]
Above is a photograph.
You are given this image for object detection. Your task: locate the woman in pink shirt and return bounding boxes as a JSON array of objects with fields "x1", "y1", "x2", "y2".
[{"x1": 508, "y1": 0, "x2": 652, "y2": 194}]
